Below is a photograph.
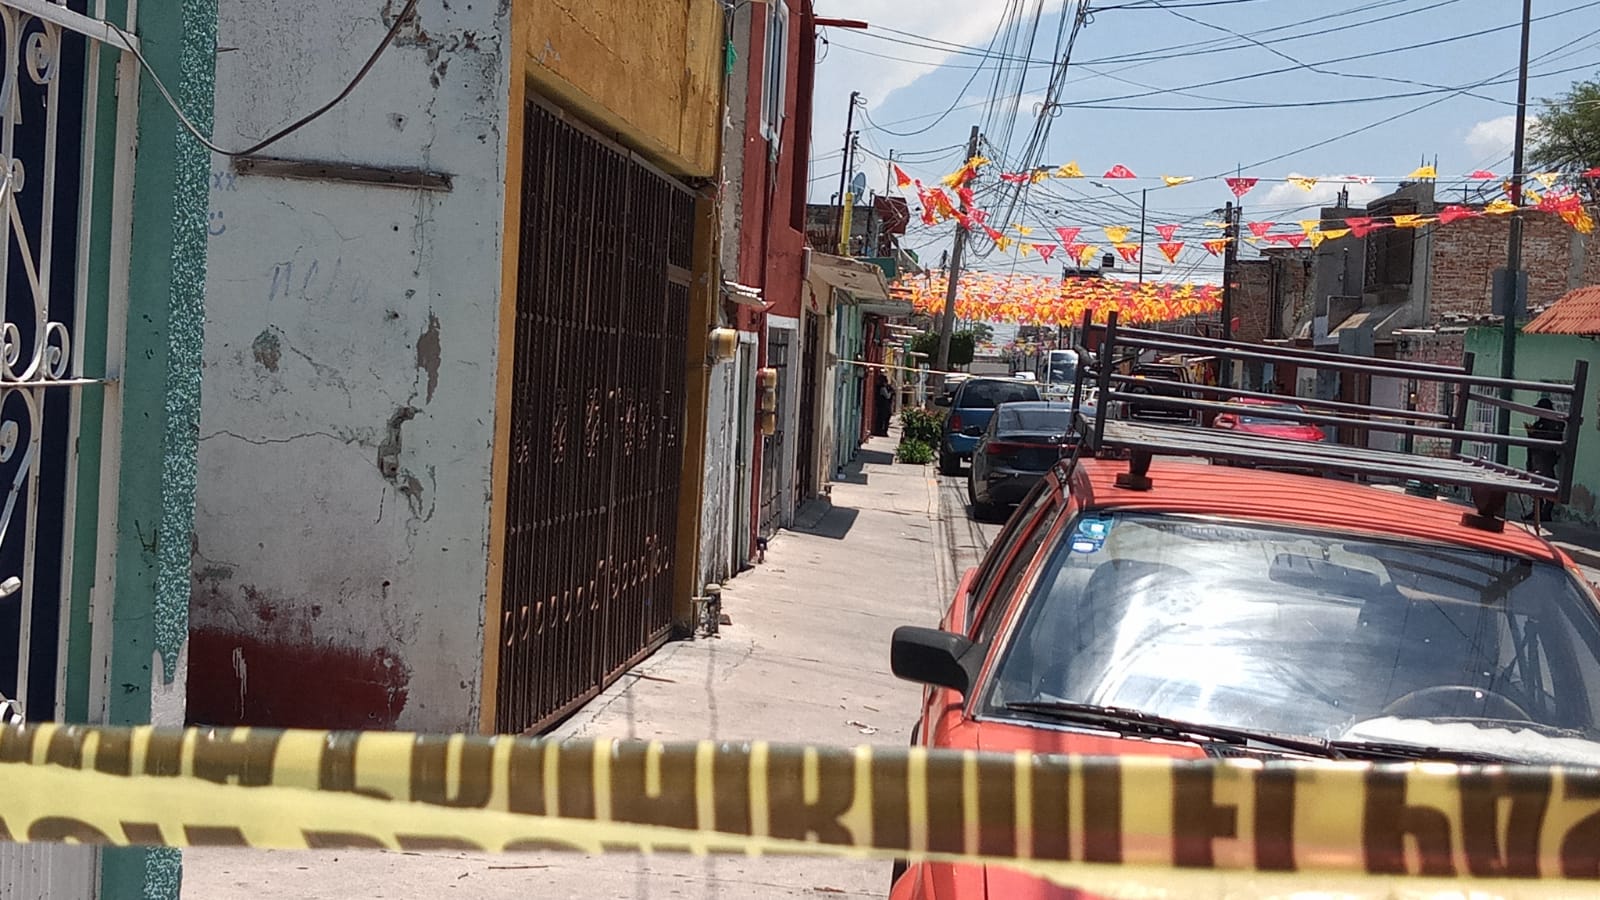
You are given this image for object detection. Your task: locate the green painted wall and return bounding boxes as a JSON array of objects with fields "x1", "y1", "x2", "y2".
[
  {"x1": 98, "y1": 0, "x2": 217, "y2": 896},
  {"x1": 1465, "y1": 327, "x2": 1600, "y2": 523}
]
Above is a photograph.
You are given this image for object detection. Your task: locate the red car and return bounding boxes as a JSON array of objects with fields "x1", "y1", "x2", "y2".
[
  {"x1": 889, "y1": 322, "x2": 1594, "y2": 899},
  {"x1": 1210, "y1": 397, "x2": 1325, "y2": 442}
]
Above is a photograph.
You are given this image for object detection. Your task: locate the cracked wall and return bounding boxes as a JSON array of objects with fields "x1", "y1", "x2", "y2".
[{"x1": 193, "y1": 0, "x2": 511, "y2": 731}]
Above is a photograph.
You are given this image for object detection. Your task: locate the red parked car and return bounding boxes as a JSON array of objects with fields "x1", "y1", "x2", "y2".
[
  {"x1": 888, "y1": 322, "x2": 1594, "y2": 899},
  {"x1": 1210, "y1": 397, "x2": 1325, "y2": 442}
]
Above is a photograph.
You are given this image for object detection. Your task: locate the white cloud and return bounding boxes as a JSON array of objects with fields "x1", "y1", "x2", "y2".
[
  {"x1": 818, "y1": 1, "x2": 1015, "y2": 107},
  {"x1": 1258, "y1": 174, "x2": 1385, "y2": 212},
  {"x1": 1463, "y1": 114, "x2": 1536, "y2": 164}
]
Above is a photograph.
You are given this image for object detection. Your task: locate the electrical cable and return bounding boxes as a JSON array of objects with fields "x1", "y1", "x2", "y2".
[{"x1": 109, "y1": 0, "x2": 420, "y2": 158}]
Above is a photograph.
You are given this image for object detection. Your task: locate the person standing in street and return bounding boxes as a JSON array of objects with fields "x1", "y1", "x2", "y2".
[{"x1": 1525, "y1": 396, "x2": 1564, "y2": 522}]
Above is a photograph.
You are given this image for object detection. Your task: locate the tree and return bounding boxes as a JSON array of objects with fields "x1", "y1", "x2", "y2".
[
  {"x1": 909, "y1": 329, "x2": 977, "y2": 368},
  {"x1": 1530, "y1": 76, "x2": 1600, "y2": 202}
]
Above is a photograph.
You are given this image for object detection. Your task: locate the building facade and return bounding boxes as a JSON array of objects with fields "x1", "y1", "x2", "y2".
[
  {"x1": 0, "y1": 1, "x2": 217, "y2": 897},
  {"x1": 700, "y1": 0, "x2": 816, "y2": 590},
  {"x1": 191, "y1": 0, "x2": 725, "y2": 737}
]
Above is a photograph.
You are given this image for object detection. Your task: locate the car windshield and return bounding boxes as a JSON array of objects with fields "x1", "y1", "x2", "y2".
[
  {"x1": 998, "y1": 408, "x2": 1072, "y2": 434},
  {"x1": 1239, "y1": 403, "x2": 1308, "y2": 425},
  {"x1": 960, "y1": 380, "x2": 1040, "y2": 409},
  {"x1": 983, "y1": 512, "x2": 1600, "y2": 764},
  {"x1": 1047, "y1": 357, "x2": 1077, "y2": 386}
]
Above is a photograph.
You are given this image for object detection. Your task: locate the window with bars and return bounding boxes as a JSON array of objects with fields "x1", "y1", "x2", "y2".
[{"x1": 760, "y1": 1, "x2": 790, "y2": 147}]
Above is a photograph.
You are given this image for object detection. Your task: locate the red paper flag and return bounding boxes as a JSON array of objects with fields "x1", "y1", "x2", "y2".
[
  {"x1": 1247, "y1": 221, "x2": 1275, "y2": 238},
  {"x1": 1000, "y1": 172, "x2": 1030, "y2": 184},
  {"x1": 1055, "y1": 226, "x2": 1081, "y2": 246},
  {"x1": 1344, "y1": 217, "x2": 1383, "y2": 237},
  {"x1": 1155, "y1": 224, "x2": 1179, "y2": 242},
  {"x1": 1225, "y1": 177, "x2": 1258, "y2": 198},
  {"x1": 983, "y1": 226, "x2": 1005, "y2": 243},
  {"x1": 1582, "y1": 166, "x2": 1600, "y2": 178},
  {"x1": 957, "y1": 187, "x2": 976, "y2": 209},
  {"x1": 1437, "y1": 204, "x2": 1480, "y2": 225},
  {"x1": 1468, "y1": 170, "x2": 1497, "y2": 180},
  {"x1": 1157, "y1": 241, "x2": 1184, "y2": 263},
  {"x1": 971, "y1": 209, "x2": 990, "y2": 225},
  {"x1": 1104, "y1": 165, "x2": 1136, "y2": 179},
  {"x1": 893, "y1": 164, "x2": 913, "y2": 188},
  {"x1": 1035, "y1": 244, "x2": 1056, "y2": 262},
  {"x1": 1115, "y1": 243, "x2": 1141, "y2": 262},
  {"x1": 1203, "y1": 239, "x2": 1229, "y2": 256},
  {"x1": 1284, "y1": 234, "x2": 1306, "y2": 248}
]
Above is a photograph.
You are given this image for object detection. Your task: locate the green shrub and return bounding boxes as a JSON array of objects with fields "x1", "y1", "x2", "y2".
[
  {"x1": 907, "y1": 329, "x2": 978, "y2": 367},
  {"x1": 900, "y1": 408, "x2": 945, "y2": 446},
  {"x1": 896, "y1": 439, "x2": 935, "y2": 465}
]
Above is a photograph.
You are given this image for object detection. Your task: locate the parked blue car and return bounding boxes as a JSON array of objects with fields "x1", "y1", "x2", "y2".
[{"x1": 934, "y1": 377, "x2": 1041, "y2": 475}]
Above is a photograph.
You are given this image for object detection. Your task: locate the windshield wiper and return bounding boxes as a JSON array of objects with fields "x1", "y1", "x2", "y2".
[
  {"x1": 1324, "y1": 739, "x2": 1516, "y2": 765},
  {"x1": 1003, "y1": 700, "x2": 1338, "y2": 758},
  {"x1": 1004, "y1": 701, "x2": 1523, "y2": 764}
]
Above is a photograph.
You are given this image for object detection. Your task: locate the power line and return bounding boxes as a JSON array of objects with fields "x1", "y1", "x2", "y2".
[{"x1": 110, "y1": 0, "x2": 420, "y2": 158}]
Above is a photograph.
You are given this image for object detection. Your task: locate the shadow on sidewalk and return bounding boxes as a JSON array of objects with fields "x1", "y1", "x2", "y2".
[
  {"x1": 793, "y1": 505, "x2": 860, "y2": 540},
  {"x1": 834, "y1": 448, "x2": 895, "y2": 485}
]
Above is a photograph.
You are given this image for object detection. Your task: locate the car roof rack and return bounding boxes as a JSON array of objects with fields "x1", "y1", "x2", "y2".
[{"x1": 1066, "y1": 311, "x2": 1588, "y2": 533}]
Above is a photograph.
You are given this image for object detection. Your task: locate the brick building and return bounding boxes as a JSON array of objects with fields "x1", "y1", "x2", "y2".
[
  {"x1": 1427, "y1": 211, "x2": 1600, "y2": 320},
  {"x1": 1233, "y1": 247, "x2": 1314, "y2": 345}
]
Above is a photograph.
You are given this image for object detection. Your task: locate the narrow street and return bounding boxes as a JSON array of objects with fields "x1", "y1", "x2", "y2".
[{"x1": 181, "y1": 434, "x2": 999, "y2": 899}]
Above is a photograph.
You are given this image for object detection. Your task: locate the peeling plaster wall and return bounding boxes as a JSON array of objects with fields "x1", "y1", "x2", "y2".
[{"x1": 192, "y1": 1, "x2": 510, "y2": 732}]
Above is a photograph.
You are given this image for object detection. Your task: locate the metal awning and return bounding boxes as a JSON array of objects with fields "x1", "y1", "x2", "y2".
[
  {"x1": 807, "y1": 252, "x2": 892, "y2": 305},
  {"x1": 721, "y1": 280, "x2": 764, "y2": 307}
]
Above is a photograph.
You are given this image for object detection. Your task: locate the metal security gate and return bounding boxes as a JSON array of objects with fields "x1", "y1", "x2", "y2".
[
  {"x1": 497, "y1": 99, "x2": 693, "y2": 734},
  {"x1": 758, "y1": 329, "x2": 788, "y2": 537}
]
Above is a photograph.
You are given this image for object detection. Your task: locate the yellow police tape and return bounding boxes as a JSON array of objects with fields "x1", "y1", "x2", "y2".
[{"x1": 3, "y1": 723, "x2": 1600, "y2": 897}]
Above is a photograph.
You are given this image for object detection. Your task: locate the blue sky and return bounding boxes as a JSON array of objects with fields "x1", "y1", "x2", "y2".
[{"x1": 807, "y1": 0, "x2": 1600, "y2": 282}]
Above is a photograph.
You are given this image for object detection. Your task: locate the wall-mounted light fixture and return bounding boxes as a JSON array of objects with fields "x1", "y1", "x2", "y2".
[{"x1": 709, "y1": 328, "x2": 739, "y2": 363}]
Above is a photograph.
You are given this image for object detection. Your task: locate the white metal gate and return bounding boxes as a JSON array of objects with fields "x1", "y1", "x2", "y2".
[{"x1": 0, "y1": 1, "x2": 142, "y2": 896}]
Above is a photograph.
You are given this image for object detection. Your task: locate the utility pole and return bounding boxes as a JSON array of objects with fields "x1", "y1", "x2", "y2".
[
  {"x1": 936, "y1": 125, "x2": 982, "y2": 380},
  {"x1": 1137, "y1": 188, "x2": 1148, "y2": 284},
  {"x1": 1220, "y1": 201, "x2": 1240, "y2": 387},
  {"x1": 1496, "y1": 0, "x2": 1533, "y2": 465},
  {"x1": 833, "y1": 91, "x2": 861, "y2": 252}
]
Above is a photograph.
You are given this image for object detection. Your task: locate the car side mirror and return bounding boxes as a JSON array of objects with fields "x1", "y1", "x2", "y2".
[
  {"x1": 891, "y1": 626, "x2": 982, "y2": 696},
  {"x1": 1215, "y1": 414, "x2": 1237, "y2": 429},
  {"x1": 962, "y1": 425, "x2": 984, "y2": 437},
  {"x1": 934, "y1": 395, "x2": 952, "y2": 407}
]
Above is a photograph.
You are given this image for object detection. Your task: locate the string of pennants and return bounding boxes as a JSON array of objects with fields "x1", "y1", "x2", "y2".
[
  {"x1": 888, "y1": 271, "x2": 1222, "y2": 326},
  {"x1": 892, "y1": 158, "x2": 1600, "y2": 265}
]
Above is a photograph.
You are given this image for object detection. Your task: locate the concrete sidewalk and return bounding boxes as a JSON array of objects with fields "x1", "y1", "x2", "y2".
[{"x1": 181, "y1": 433, "x2": 961, "y2": 899}]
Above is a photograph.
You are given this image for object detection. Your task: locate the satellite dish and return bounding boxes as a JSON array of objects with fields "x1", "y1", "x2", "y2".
[{"x1": 850, "y1": 172, "x2": 867, "y2": 202}]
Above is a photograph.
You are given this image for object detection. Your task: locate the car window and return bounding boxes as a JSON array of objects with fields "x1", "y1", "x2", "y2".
[
  {"x1": 981, "y1": 512, "x2": 1600, "y2": 764},
  {"x1": 998, "y1": 408, "x2": 1072, "y2": 434},
  {"x1": 1239, "y1": 403, "x2": 1307, "y2": 425},
  {"x1": 959, "y1": 380, "x2": 1041, "y2": 409},
  {"x1": 974, "y1": 506, "x2": 1063, "y2": 647},
  {"x1": 964, "y1": 478, "x2": 1058, "y2": 634}
]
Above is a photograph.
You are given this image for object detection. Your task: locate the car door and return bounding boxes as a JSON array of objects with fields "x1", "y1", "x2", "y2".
[{"x1": 919, "y1": 477, "x2": 1065, "y2": 746}]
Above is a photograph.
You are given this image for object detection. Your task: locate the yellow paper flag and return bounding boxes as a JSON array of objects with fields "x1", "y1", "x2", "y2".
[
  {"x1": 995, "y1": 234, "x2": 1013, "y2": 252},
  {"x1": 1534, "y1": 172, "x2": 1561, "y2": 189},
  {"x1": 1309, "y1": 232, "x2": 1328, "y2": 249},
  {"x1": 1391, "y1": 215, "x2": 1435, "y2": 229},
  {"x1": 1161, "y1": 175, "x2": 1193, "y2": 187},
  {"x1": 1299, "y1": 220, "x2": 1321, "y2": 236},
  {"x1": 1019, "y1": 242, "x2": 1033, "y2": 256},
  {"x1": 1077, "y1": 244, "x2": 1099, "y2": 265},
  {"x1": 1055, "y1": 162, "x2": 1084, "y2": 179},
  {"x1": 1484, "y1": 199, "x2": 1517, "y2": 215},
  {"x1": 1103, "y1": 225, "x2": 1130, "y2": 243},
  {"x1": 1287, "y1": 176, "x2": 1318, "y2": 191},
  {"x1": 1015, "y1": 224, "x2": 1033, "y2": 236},
  {"x1": 1320, "y1": 228, "x2": 1351, "y2": 241},
  {"x1": 1407, "y1": 165, "x2": 1437, "y2": 180},
  {"x1": 1030, "y1": 169, "x2": 1051, "y2": 184}
]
